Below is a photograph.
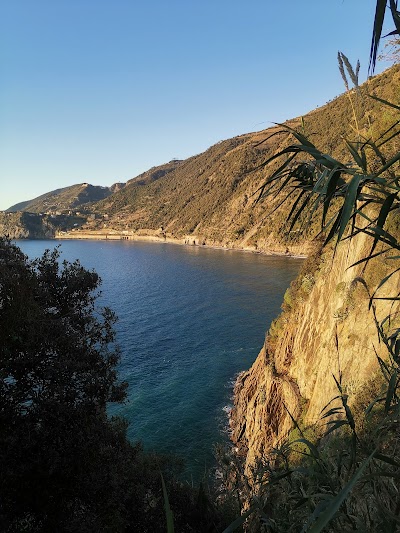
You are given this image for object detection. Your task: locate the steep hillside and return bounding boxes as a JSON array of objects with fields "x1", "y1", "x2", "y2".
[
  {"x1": 72, "y1": 65, "x2": 399, "y2": 254},
  {"x1": 220, "y1": 62, "x2": 400, "y2": 529},
  {"x1": 230, "y1": 231, "x2": 400, "y2": 468},
  {"x1": 0, "y1": 212, "x2": 86, "y2": 239},
  {"x1": 3, "y1": 66, "x2": 399, "y2": 253},
  {"x1": 6, "y1": 183, "x2": 123, "y2": 214},
  {"x1": 126, "y1": 159, "x2": 183, "y2": 186}
]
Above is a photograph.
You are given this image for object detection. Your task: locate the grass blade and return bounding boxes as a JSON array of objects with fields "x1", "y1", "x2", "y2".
[
  {"x1": 384, "y1": 370, "x2": 399, "y2": 414},
  {"x1": 307, "y1": 449, "x2": 376, "y2": 533},
  {"x1": 375, "y1": 151, "x2": 400, "y2": 177},
  {"x1": 369, "y1": 0, "x2": 387, "y2": 74},
  {"x1": 369, "y1": 193, "x2": 397, "y2": 259},
  {"x1": 324, "y1": 419, "x2": 349, "y2": 437},
  {"x1": 345, "y1": 139, "x2": 367, "y2": 172},
  {"x1": 368, "y1": 94, "x2": 400, "y2": 112},
  {"x1": 160, "y1": 472, "x2": 175, "y2": 533},
  {"x1": 337, "y1": 174, "x2": 362, "y2": 243},
  {"x1": 222, "y1": 506, "x2": 257, "y2": 533}
]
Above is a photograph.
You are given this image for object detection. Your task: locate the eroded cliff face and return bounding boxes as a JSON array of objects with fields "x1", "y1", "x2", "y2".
[
  {"x1": 0, "y1": 212, "x2": 85, "y2": 240},
  {"x1": 231, "y1": 232, "x2": 400, "y2": 470},
  {"x1": 0, "y1": 212, "x2": 49, "y2": 239}
]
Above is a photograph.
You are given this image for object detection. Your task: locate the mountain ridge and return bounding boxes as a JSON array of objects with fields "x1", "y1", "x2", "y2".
[
  {"x1": 5, "y1": 182, "x2": 124, "y2": 214},
  {"x1": 2, "y1": 65, "x2": 399, "y2": 255}
]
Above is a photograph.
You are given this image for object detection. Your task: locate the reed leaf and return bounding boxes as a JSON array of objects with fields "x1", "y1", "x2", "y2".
[
  {"x1": 321, "y1": 407, "x2": 343, "y2": 420},
  {"x1": 369, "y1": 0, "x2": 387, "y2": 73},
  {"x1": 307, "y1": 450, "x2": 376, "y2": 533},
  {"x1": 384, "y1": 370, "x2": 399, "y2": 413},
  {"x1": 365, "y1": 396, "x2": 385, "y2": 416},
  {"x1": 160, "y1": 472, "x2": 175, "y2": 533},
  {"x1": 375, "y1": 151, "x2": 400, "y2": 177},
  {"x1": 344, "y1": 139, "x2": 367, "y2": 172},
  {"x1": 371, "y1": 266, "x2": 400, "y2": 300},
  {"x1": 222, "y1": 506, "x2": 257, "y2": 533},
  {"x1": 369, "y1": 193, "x2": 397, "y2": 260},
  {"x1": 374, "y1": 453, "x2": 400, "y2": 468},
  {"x1": 324, "y1": 419, "x2": 349, "y2": 437},
  {"x1": 291, "y1": 438, "x2": 320, "y2": 460},
  {"x1": 389, "y1": 0, "x2": 400, "y2": 35},
  {"x1": 348, "y1": 247, "x2": 392, "y2": 268},
  {"x1": 336, "y1": 174, "x2": 363, "y2": 242}
]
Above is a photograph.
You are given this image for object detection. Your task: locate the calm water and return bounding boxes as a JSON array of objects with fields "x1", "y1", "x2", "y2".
[{"x1": 19, "y1": 240, "x2": 302, "y2": 480}]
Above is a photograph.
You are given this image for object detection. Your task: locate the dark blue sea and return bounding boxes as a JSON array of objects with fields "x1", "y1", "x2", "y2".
[{"x1": 19, "y1": 240, "x2": 302, "y2": 480}]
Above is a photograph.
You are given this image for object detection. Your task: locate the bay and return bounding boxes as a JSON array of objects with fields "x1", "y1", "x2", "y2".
[{"x1": 19, "y1": 239, "x2": 303, "y2": 481}]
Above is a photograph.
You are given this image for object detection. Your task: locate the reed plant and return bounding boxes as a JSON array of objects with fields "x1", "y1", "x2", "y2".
[{"x1": 219, "y1": 2, "x2": 400, "y2": 531}]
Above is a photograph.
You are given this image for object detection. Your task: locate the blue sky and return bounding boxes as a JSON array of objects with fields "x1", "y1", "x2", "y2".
[{"x1": 0, "y1": 0, "x2": 394, "y2": 210}]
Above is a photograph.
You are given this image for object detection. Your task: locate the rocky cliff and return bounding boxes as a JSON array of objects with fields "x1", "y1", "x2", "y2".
[
  {"x1": 230, "y1": 229, "x2": 400, "y2": 471},
  {"x1": 0, "y1": 212, "x2": 86, "y2": 240}
]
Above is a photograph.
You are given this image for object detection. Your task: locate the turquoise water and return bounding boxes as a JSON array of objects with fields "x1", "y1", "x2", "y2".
[{"x1": 19, "y1": 240, "x2": 302, "y2": 480}]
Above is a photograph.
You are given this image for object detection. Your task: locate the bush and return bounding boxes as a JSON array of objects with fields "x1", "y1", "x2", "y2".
[{"x1": 0, "y1": 239, "x2": 224, "y2": 532}]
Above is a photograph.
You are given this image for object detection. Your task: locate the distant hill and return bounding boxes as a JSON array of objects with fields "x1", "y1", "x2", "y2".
[
  {"x1": 6, "y1": 183, "x2": 125, "y2": 214},
  {"x1": 3, "y1": 65, "x2": 399, "y2": 251},
  {"x1": 0, "y1": 211, "x2": 87, "y2": 239}
]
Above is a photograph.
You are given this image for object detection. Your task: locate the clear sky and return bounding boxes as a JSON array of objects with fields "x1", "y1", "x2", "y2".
[{"x1": 0, "y1": 0, "x2": 394, "y2": 210}]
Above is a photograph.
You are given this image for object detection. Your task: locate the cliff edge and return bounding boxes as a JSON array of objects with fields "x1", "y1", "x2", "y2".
[{"x1": 230, "y1": 228, "x2": 400, "y2": 472}]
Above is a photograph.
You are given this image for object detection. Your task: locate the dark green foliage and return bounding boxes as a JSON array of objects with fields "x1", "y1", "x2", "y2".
[
  {"x1": 0, "y1": 238, "x2": 225, "y2": 532},
  {"x1": 370, "y1": 0, "x2": 400, "y2": 74},
  {"x1": 0, "y1": 239, "x2": 130, "y2": 530}
]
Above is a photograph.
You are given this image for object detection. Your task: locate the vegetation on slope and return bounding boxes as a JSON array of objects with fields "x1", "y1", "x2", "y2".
[
  {"x1": 0, "y1": 211, "x2": 87, "y2": 239},
  {"x1": 5, "y1": 183, "x2": 120, "y2": 214},
  {"x1": 1, "y1": 2, "x2": 400, "y2": 532},
  {"x1": 218, "y1": 4, "x2": 400, "y2": 531},
  {"x1": 84, "y1": 65, "x2": 400, "y2": 254}
]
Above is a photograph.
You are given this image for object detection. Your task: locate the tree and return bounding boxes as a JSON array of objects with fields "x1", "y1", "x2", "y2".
[
  {"x1": 0, "y1": 238, "x2": 222, "y2": 532},
  {"x1": 0, "y1": 238, "x2": 138, "y2": 530}
]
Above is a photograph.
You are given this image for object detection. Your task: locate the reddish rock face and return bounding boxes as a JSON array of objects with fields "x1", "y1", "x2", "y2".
[{"x1": 230, "y1": 231, "x2": 400, "y2": 474}]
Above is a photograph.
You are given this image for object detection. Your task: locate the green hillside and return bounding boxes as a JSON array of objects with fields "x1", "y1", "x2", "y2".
[{"x1": 82, "y1": 65, "x2": 399, "y2": 251}]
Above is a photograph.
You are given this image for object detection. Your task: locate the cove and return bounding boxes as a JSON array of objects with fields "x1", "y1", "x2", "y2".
[{"x1": 19, "y1": 239, "x2": 303, "y2": 481}]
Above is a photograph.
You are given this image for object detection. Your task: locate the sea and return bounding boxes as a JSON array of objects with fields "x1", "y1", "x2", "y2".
[{"x1": 18, "y1": 239, "x2": 303, "y2": 481}]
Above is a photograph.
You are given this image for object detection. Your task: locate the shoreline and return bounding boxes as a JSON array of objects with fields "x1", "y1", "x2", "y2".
[{"x1": 51, "y1": 230, "x2": 308, "y2": 258}]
